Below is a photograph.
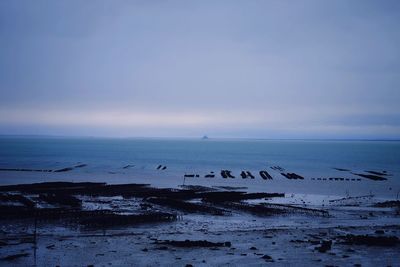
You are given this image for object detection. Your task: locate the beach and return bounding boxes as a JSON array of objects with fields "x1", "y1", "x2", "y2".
[
  {"x1": 0, "y1": 182, "x2": 399, "y2": 266},
  {"x1": 0, "y1": 138, "x2": 399, "y2": 266}
]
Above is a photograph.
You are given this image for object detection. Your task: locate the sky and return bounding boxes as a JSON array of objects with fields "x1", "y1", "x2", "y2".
[{"x1": 0, "y1": 0, "x2": 399, "y2": 139}]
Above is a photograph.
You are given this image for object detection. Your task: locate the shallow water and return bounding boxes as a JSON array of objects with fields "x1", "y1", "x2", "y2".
[{"x1": 0, "y1": 137, "x2": 399, "y2": 197}]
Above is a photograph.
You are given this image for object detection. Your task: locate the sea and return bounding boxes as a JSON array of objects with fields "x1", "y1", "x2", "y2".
[{"x1": 0, "y1": 136, "x2": 399, "y2": 198}]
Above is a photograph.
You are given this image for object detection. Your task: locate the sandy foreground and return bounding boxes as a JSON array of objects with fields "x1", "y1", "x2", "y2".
[{"x1": 0, "y1": 182, "x2": 399, "y2": 266}]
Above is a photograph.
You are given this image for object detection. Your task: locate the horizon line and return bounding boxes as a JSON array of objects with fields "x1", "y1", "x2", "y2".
[{"x1": 0, "y1": 134, "x2": 399, "y2": 142}]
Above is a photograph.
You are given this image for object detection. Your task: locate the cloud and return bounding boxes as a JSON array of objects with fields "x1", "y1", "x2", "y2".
[{"x1": 0, "y1": 0, "x2": 399, "y2": 138}]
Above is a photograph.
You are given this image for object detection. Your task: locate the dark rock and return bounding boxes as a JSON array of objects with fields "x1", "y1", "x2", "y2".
[
  {"x1": 261, "y1": 254, "x2": 273, "y2": 261},
  {"x1": 315, "y1": 240, "x2": 332, "y2": 253}
]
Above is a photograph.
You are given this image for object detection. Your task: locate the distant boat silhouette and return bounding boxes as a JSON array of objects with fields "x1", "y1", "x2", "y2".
[{"x1": 202, "y1": 135, "x2": 209, "y2": 140}]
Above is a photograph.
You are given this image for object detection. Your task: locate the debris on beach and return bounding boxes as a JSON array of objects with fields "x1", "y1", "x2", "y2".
[
  {"x1": 1, "y1": 253, "x2": 30, "y2": 261},
  {"x1": 315, "y1": 240, "x2": 332, "y2": 253},
  {"x1": 146, "y1": 197, "x2": 227, "y2": 215},
  {"x1": 329, "y1": 194, "x2": 374, "y2": 205},
  {"x1": 351, "y1": 172, "x2": 387, "y2": 181},
  {"x1": 0, "y1": 193, "x2": 35, "y2": 208},
  {"x1": 240, "y1": 171, "x2": 255, "y2": 179},
  {"x1": 365, "y1": 170, "x2": 390, "y2": 176},
  {"x1": 0, "y1": 164, "x2": 88, "y2": 173},
  {"x1": 337, "y1": 234, "x2": 399, "y2": 247},
  {"x1": 156, "y1": 165, "x2": 167, "y2": 170},
  {"x1": 259, "y1": 170, "x2": 273, "y2": 180},
  {"x1": 221, "y1": 170, "x2": 235, "y2": 178},
  {"x1": 204, "y1": 172, "x2": 215, "y2": 178},
  {"x1": 122, "y1": 164, "x2": 135, "y2": 169},
  {"x1": 0, "y1": 168, "x2": 53, "y2": 172},
  {"x1": 38, "y1": 193, "x2": 82, "y2": 208},
  {"x1": 154, "y1": 239, "x2": 231, "y2": 248},
  {"x1": 280, "y1": 172, "x2": 304, "y2": 180},
  {"x1": 373, "y1": 200, "x2": 400, "y2": 208},
  {"x1": 199, "y1": 191, "x2": 284, "y2": 203},
  {"x1": 79, "y1": 212, "x2": 177, "y2": 228}
]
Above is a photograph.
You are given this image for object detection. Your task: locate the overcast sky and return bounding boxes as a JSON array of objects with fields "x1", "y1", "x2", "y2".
[{"x1": 0, "y1": 0, "x2": 399, "y2": 139}]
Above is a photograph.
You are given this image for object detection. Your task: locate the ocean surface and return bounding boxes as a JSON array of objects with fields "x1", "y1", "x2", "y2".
[{"x1": 0, "y1": 137, "x2": 399, "y2": 198}]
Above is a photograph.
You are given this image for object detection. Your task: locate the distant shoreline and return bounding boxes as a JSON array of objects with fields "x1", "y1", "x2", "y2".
[{"x1": 0, "y1": 134, "x2": 399, "y2": 142}]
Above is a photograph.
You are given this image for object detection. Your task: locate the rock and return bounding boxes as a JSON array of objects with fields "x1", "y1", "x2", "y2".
[
  {"x1": 261, "y1": 254, "x2": 273, "y2": 260},
  {"x1": 315, "y1": 240, "x2": 332, "y2": 253}
]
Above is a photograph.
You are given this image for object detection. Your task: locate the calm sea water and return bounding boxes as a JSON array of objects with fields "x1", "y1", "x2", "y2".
[{"x1": 0, "y1": 137, "x2": 399, "y2": 197}]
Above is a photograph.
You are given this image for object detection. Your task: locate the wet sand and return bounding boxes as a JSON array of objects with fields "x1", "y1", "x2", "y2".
[{"x1": 0, "y1": 182, "x2": 399, "y2": 266}]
